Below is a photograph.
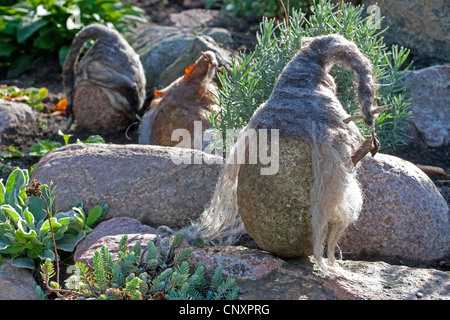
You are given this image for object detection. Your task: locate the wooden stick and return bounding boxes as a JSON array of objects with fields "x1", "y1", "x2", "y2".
[
  {"x1": 351, "y1": 138, "x2": 374, "y2": 166},
  {"x1": 343, "y1": 104, "x2": 392, "y2": 124},
  {"x1": 416, "y1": 164, "x2": 447, "y2": 176}
]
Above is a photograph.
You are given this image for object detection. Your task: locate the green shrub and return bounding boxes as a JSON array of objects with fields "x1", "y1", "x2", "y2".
[
  {"x1": 1, "y1": 130, "x2": 105, "y2": 160},
  {"x1": 206, "y1": 0, "x2": 313, "y2": 18},
  {"x1": 0, "y1": 0, "x2": 147, "y2": 77},
  {"x1": 209, "y1": 0, "x2": 412, "y2": 152},
  {"x1": 39, "y1": 232, "x2": 240, "y2": 300},
  {"x1": 0, "y1": 168, "x2": 107, "y2": 269},
  {"x1": 0, "y1": 84, "x2": 48, "y2": 111}
]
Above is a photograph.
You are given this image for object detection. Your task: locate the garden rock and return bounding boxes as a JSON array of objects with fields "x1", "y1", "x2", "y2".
[
  {"x1": 361, "y1": 0, "x2": 449, "y2": 65},
  {"x1": 188, "y1": 246, "x2": 285, "y2": 279},
  {"x1": 183, "y1": 246, "x2": 450, "y2": 300},
  {"x1": 166, "y1": 9, "x2": 222, "y2": 29},
  {"x1": 74, "y1": 217, "x2": 158, "y2": 266},
  {"x1": 0, "y1": 100, "x2": 38, "y2": 146},
  {"x1": 31, "y1": 143, "x2": 224, "y2": 228},
  {"x1": 132, "y1": 25, "x2": 232, "y2": 93},
  {"x1": 0, "y1": 258, "x2": 37, "y2": 300},
  {"x1": 340, "y1": 153, "x2": 450, "y2": 263},
  {"x1": 403, "y1": 64, "x2": 450, "y2": 148},
  {"x1": 73, "y1": 218, "x2": 450, "y2": 300}
]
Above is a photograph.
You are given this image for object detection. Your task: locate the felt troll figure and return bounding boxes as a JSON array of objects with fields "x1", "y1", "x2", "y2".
[
  {"x1": 63, "y1": 24, "x2": 146, "y2": 131},
  {"x1": 186, "y1": 34, "x2": 378, "y2": 273}
]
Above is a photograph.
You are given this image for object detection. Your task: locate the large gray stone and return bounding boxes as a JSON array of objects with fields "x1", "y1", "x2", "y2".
[
  {"x1": 361, "y1": 0, "x2": 450, "y2": 64},
  {"x1": 404, "y1": 65, "x2": 450, "y2": 148},
  {"x1": 132, "y1": 25, "x2": 232, "y2": 93},
  {"x1": 73, "y1": 217, "x2": 450, "y2": 300},
  {"x1": 186, "y1": 246, "x2": 450, "y2": 300},
  {"x1": 0, "y1": 99, "x2": 38, "y2": 145},
  {"x1": 31, "y1": 143, "x2": 224, "y2": 228},
  {"x1": 74, "y1": 217, "x2": 158, "y2": 266},
  {"x1": 0, "y1": 258, "x2": 37, "y2": 300},
  {"x1": 166, "y1": 9, "x2": 222, "y2": 29},
  {"x1": 341, "y1": 153, "x2": 450, "y2": 263}
]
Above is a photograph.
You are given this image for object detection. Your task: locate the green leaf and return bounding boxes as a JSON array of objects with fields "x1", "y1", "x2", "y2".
[
  {"x1": 51, "y1": 218, "x2": 70, "y2": 240},
  {"x1": 1, "y1": 205, "x2": 22, "y2": 225},
  {"x1": 5, "y1": 244, "x2": 22, "y2": 254},
  {"x1": 58, "y1": 130, "x2": 72, "y2": 145},
  {"x1": 58, "y1": 45, "x2": 70, "y2": 67},
  {"x1": 38, "y1": 249, "x2": 55, "y2": 261},
  {"x1": 32, "y1": 28, "x2": 57, "y2": 50},
  {"x1": 36, "y1": 87, "x2": 48, "y2": 100},
  {"x1": 0, "y1": 237, "x2": 12, "y2": 251},
  {"x1": 82, "y1": 135, "x2": 105, "y2": 144},
  {"x1": 39, "y1": 217, "x2": 60, "y2": 233},
  {"x1": 85, "y1": 205, "x2": 103, "y2": 227},
  {"x1": 29, "y1": 140, "x2": 61, "y2": 157},
  {"x1": 11, "y1": 256, "x2": 35, "y2": 269},
  {"x1": 15, "y1": 220, "x2": 37, "y2": 243},
  {"x1": 4, "y1": 168, "x2": 27, "y2": 213},
  {"x1": 27, "y1": 195, "x2": 48, "y2": 225},
  {"x1": 7, "y1": 54, "x2": 35, "y2": 78},
  {"x1": 55, "y1": 230, "x2": 85, "y2": 252},
  {"x1": 0, "y1": 179, "x2": 5, "y2": 205},
  {"x1": 0, "y1": 40, "x2": 18, "y2": 57},
  {"x1": 23, "y1": 208, "x2": 35, "y2": 230},
  {"x1": 16, "y1": 10, "x2": 50, "y2": 43}
]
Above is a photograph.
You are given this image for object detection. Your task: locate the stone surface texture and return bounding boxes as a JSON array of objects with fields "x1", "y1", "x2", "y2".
[
  {"x1": 361, "y1": 0, "x2": 450, "y2": 64},
  {"x1": 404, "y1": 65, "x2": 450, "y2": 148},
  {"x1": 0, "y1": 100, "x2": 38, "y2": 145},
  {"x1": 0, "y1": 258, "x2": 37, "y2": 300},
  {"x1": 31, "y1": 143, "x2": 224, "y2": 228},
  {"x1": 341, "y1": 153, "x2": 450, "y2": 263},
  {"x1": 132, "y1": 25, "x2": 232, "y2": 93}
]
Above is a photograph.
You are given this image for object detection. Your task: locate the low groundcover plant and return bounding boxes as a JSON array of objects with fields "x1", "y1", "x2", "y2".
[
  {"x1": 0, "y1": 167, "x2": 107, "y2": 269},
  {"x1": 38, "y1": 233, "x2": 240, "y2": 300}
]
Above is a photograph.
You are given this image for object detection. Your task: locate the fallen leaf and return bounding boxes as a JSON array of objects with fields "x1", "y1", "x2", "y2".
[
  {"x1": 153, "y1": 88, "x2": 163, "y2": 98},
  {"x1": 50, "y1": 98, "x2": 68, "y2": 116},
  {"x1": 12, "y1": 96, "x2": 29, "y2": 102}
]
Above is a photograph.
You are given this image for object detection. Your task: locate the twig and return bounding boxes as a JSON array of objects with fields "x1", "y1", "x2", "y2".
[
  {"x1": 351, "y1": 138, "x2": 374, "y2": 166},
  {"x1": 416, "y1": 164, "x2": 447, "y2": 176},
  {"x1": 44, "y1": 280, "x2": 83, "y2": 298},
  {"x1": 343, "y1": 104, "x2": 392, "y2": 124},
  {"x1": 279, "y1": 0, "x2": 289, "y2": 36},
  {"x1": 41, "y1": 194, "x2": 60, "y2": 285}
]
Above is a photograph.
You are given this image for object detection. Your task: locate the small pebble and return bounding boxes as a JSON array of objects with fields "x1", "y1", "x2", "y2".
[{"x1": 416, "y1": 291, "x2": 423, "y2": 299}]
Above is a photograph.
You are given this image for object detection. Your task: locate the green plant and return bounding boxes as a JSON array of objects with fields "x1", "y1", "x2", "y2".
[
  {"x1": 0, "y1": 131, "x2": 105, "y2": 160},
  {"x1": 39, "y1": 233, "x2": 240, "y2": 300},
  {"x1": 206, "y1": 0, "x2": 313, "y2": 18},
  {"x1": 0, "y1": 146, "x2": 24, "y2": 160},
  {"x1": 209, "y1": 0, "x2": 412, "y2": 152},
  {"x1": 28, "y1": 140, "x2": 61, "y2": 157},
  {"x1": 58, "y1": 129, "x2": 105, "y2": 145},
  {"x1": 0, "y1": 168, "x2": 107, "y2": 269},
  {"x1": 0, "y1": 84, "x2": 48, "y2": 111},
  {"x1": 0, "y1": 0, "x2": 147, "y2": 77}
]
